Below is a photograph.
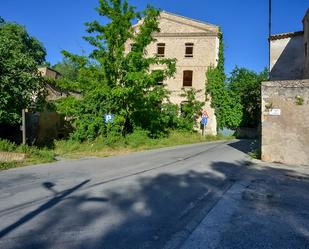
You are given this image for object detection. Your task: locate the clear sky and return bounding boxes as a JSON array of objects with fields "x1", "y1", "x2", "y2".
[{"x1": 1, "y1": 0, "x2": 308, "y2": 74}]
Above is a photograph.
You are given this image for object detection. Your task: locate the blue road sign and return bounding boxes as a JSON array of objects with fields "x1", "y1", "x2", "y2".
[
  {"x1": 201, "y1": 117, "x2": 208, "y2": 126},
  {"x1": 104, "y1": 114, "x2": 114, "y2": 124}
]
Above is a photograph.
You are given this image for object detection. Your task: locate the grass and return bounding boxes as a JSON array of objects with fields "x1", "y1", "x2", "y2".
[
  {"x1": 0, "y1": 139, "x2": 55, "y2": 170},
  {"x1": 54, "y1": 130, "x2": 233, "y2": 159},
  {"x1": 0, "y1": 130, "x2": 234, "y2": 170},
  {"x1": 248, "y1": 139, "x2": 261, "y2": 159}
]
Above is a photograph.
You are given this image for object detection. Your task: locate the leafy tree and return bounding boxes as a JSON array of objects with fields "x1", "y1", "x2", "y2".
[
  {"x1": 0, "y1": 20, "x2": 46, "y2": 124},
  {"x1": 60, "y1": 0, "x2": 176, "y2": 140},
  {"x1": 52, "y1": 58, "x2": 82, "y2": 91},
  {"x1": 228, "y1": 67, "x2": 268, "y2": 127},
  {"x1": 178, "y1": 88, "x2": 204, "y2": 131},
  {"x1": 206, "y1": 31, "x2": 242, "y2": 129}
]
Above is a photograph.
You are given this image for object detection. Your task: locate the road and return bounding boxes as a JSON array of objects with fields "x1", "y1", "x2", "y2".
[{"x1": 0, "y1": 140, "x2": 308, "y2": 249}]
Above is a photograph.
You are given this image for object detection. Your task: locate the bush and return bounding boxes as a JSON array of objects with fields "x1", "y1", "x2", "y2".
[
  {"x1": 0, "y1": 139, "x2": 55, "y2": 166},
  {"x1": 0, "y1": 139, "x2": 16, "y2": 152},
  {"x1": 125, "y1": 129, "x2": 151, "y2": 148}
]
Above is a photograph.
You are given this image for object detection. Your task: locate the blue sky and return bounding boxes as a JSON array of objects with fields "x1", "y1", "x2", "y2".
[{"x1": 1, "y1": 0, "x2": 308, "y2": 74}]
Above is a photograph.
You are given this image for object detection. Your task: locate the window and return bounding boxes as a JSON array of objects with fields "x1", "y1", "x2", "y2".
[
  {"x1": 305, "y1": 42, "x2": 308, "y2": 58},
  {"x1": 157, "y1": 43, "x2": 165, "y2": 57},
  {"x1": 183, "y1": 70, "x2": 193, "y2": 87},
  {"x1": 185, "y1": 43, "x2": 194, "y2": 57}
]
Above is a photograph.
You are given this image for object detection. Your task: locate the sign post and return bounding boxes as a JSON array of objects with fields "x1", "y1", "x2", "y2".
[
  {"x1": 21, "y1": 109, "x2": 26, "y2": 145},
  {"x1": 201, "y1": 111, "x2": 208, "y2": 136},
  {"x1": 104, "y1": 114, "x2": 114, "y2": 124}
]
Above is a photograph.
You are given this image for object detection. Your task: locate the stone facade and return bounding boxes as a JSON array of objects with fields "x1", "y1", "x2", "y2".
[
  {"x1": 261, "y1": 80, "x2": 309, "y2": 166},
  {"x1": 38, "y1": 67, "x2": 61, "y2": 80},
  {"x1": 269, "y1": 8, "x2": 309, "y2": 80},
  {"x1": 126, "y1": 11, "x2": 219, "y2": 135},
  {"x1": 263, "y1": 8, "x2": 309, "y2": 166}
]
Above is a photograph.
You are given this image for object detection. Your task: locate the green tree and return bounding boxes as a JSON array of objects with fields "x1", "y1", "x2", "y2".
[
  {"x1": 52, "y1": 58, "x2": 81, "y2": 91},
  {"x1": 228, "y1": 67, "x2": 268, "y2": 127},
  {"x1": 206, "y1": 31, "x2": 242, "y2": 130},
  {"x1": 0, "y1": 20, "x2": 46, "y2": 124},
  {"x1": 178, "y1": 88, "x2": 204, "y2": 131},
  {"x1": 60, "y1": 0, "x2": 176, "y2": 140}
]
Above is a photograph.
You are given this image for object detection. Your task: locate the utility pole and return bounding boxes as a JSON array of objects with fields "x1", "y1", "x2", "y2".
[
  {"x1": 22, "y1": 109, "x2": 26, "y2": 145},
  {"x1": 269, "y1": 0, "x2": 272, "y2": 77}
]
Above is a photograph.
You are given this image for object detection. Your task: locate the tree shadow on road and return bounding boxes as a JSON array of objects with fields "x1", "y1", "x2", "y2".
[
  {"x1": 0, "y1": 180, "x2": 92, "y2": 239},
  {"x1": 1, "y1": 159, "x2": 309, "y2": 249}
]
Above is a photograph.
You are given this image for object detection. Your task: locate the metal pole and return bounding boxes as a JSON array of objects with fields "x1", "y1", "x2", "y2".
[
  {"x1": 22, "y1": 109, "x2": 26, "y2": 145},
  {"x1": 268, "y1": 0, "x2": 272, "y2": 77}
]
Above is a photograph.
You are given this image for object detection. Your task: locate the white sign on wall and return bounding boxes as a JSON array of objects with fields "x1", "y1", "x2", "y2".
[{"x1": 269, "y1": 109, "x2": 281, "y2": 116}]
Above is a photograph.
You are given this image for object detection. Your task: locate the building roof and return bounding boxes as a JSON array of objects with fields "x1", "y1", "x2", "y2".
[
  {"x1": 161, "y1": 10, "x2": 218, "y2": 28},
  {"x1": 269, "y1": 31, "x2": 304, "y2": 41},
  {"x1": 133, "y1": 10, "x2": 219, "y2": 34}
]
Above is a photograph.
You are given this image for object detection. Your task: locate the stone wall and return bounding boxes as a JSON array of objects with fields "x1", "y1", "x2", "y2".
[{"x1": 261, "y1": 80, "x2": 309, "y2": 166}]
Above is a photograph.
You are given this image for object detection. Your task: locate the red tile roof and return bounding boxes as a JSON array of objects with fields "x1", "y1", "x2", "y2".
[{"x1": 269, "y1": 31, "x2": 304, "y2": 41}]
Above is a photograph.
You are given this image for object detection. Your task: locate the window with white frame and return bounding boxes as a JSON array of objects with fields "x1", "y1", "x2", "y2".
[
  {"x1": 157, "y1": 43, "x2": 165, "y2": 57},
  {"x1": 185, "y1": 43, "x2": 194, "y2": 57}
]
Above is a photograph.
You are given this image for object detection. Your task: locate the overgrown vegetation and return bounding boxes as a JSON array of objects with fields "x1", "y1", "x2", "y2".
[
  {"x1": 0, "y1": 18, "x2": 47, "y2": 124},
  {"x1": 206, "y1": 31, "x2": 243, "y2": 129},
  {"x1": 54, "y1": 130, "x2": 233, "y2": 159},
  {"x1": 0, "y1": 139, "x2": 55, "y2": 170},
  {"x1": 53, "y1": 1, "x2": 181, "y2": 141},
  {"x1": 178, "y1": 88, "x2": 204, "y2": 130},
  {"x1": 228, "y1": 67, "x2": 268, "y2": 127},
  {"x1": 206, "y1": 30, "x2": 268, "y2": 130}
]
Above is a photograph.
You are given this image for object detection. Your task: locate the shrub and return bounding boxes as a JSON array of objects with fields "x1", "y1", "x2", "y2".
[
  {"x1": 0, "y1": 139, "x2": 16, "y2": 152},
  {"x1": 125, "y1": 129, "x2": 151, "y2": 148}
]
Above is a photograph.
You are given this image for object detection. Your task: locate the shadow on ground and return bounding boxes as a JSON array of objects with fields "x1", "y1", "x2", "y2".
[
  {"x1": 227, "y1": 139, "x2": 255, "y2": 154},
  {"x1": 0, "y1": 159, "x2": 308, "y2": 249}
]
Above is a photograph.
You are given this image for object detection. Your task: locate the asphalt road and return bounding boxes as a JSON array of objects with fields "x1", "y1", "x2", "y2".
[{"x1": 0, "y1": 139, "x2": 308, "y2": 249}]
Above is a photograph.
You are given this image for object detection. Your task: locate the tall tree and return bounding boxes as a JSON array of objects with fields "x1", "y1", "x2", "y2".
[
  {"x1": 206, "y1": 31, "x2": 242, "y2": 130},
  {"x1": 52, "y1": 58, "x2": 81, "y2": 91},
  {"x1": 0, "y1": 20, "x2": 46, "y2": 124},
  {"x1": 61, "y1": 0, "x2": 176, "y2": 140},
  {"x1": 228, "y1": 67, "x2": 268, "y2": 128}
]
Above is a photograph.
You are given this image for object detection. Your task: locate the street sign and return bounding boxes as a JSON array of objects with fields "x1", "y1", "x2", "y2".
[
  {"x1": 201, "y1": 117, "x2": 208, "y2": 126},
  {"x1": 104, "y1": 114, "x2": 114, "y2": 123},
  {"x1": 269, "y1": 109, "x2": 281, "y2": 116}
]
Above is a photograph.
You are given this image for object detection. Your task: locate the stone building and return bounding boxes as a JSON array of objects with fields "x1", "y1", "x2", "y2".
[
  {"x1": 126, "y1": 11, "x2": 220, "y2": 135},
  {"x1": 269, "y1": 8, "x2": 309, "y2": 80},
  {"x1": 262, "y1": 8, "x2": 309, "y2": 166},
  {"x1": 38, "y1": 66, "x2": 61, "y2": 80}
]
